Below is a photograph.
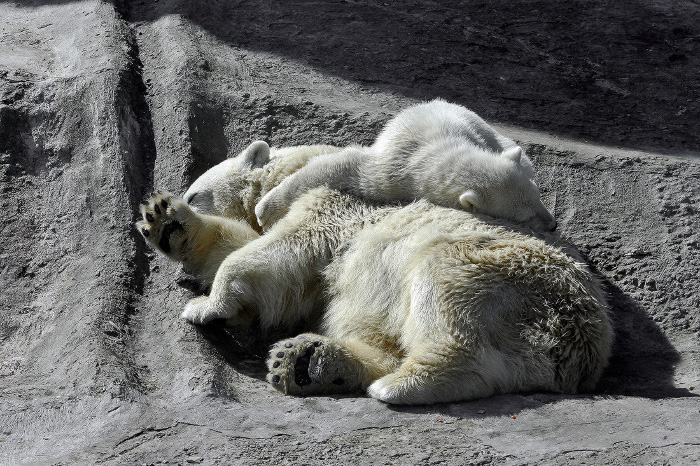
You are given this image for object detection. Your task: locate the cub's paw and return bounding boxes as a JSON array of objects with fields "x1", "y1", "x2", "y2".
[
  {"x1": 137, "y1": 191, "x2": 194, "y2": 259},
  {"x1": 266, "y1": 334, "x2": 360, "y2": 396},
  {"x1": 254, "y1": 189, "x2": 289, "y2": 231}
]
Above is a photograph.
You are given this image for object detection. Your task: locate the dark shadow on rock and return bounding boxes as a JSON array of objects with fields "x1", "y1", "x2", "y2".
[
  {"x1": 191, "y1": 317, "x2": 316, "y2": 382},
  {"x1": 121, "y1": 34, "x2": 160, "y2": 302},
  {"x1": 187, "y1": 101, "x2": 230, "y2": 182},
  {"x1": 595, "y1": 278, "x2": 694, "y2": 399},
  {"x1": 18, "y1": 0, "x2": 699, "y2": 152},
  {"x1": 193, "y1": 322, "x2": 270, "y2": 382},
  {"x1": 76, "y1": 0, "x2": 699, "y2": 154}
]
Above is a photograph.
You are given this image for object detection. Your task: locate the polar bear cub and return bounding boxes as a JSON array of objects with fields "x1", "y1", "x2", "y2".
[{"x1": 255, "y1": 99, "x2": 557, "y2": 230}]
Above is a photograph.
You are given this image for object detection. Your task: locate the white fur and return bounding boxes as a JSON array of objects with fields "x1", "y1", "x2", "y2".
[
  {"x1": 184, "y1": 141, "x2": 344, "y2": 229},
  {"x1": 138, "y1": 142, "x2": 611, "y2": 405},
  {"x1": 255, "y1": 100, "x2": 557, "y2": 230}
]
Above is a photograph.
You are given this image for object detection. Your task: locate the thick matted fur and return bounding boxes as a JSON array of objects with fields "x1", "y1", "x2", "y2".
[{"x1": 137, "y1": 141, "x2": 612, "y2": 405}]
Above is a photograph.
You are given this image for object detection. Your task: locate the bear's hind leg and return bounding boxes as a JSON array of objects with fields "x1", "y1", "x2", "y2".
[
  {"x1": 266, "y1": 334, "x2": 400, "y2": 396},
  {"x1": 367, "y1": 346, "x2": 499, "y2": 405}
]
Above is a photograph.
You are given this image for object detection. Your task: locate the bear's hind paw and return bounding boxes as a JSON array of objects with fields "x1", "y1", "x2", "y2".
[{"x1": 266, "y1": 335, "x2": 359, "y2": 396}]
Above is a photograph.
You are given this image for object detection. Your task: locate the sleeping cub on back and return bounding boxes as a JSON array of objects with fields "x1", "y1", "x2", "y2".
[{"x1": 255, "y1": 99, "x2": 557, "y2": 231}]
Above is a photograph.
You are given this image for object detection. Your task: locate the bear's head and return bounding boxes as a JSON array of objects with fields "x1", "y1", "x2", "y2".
[
  {"x1": 459, "y1": 147, "x2": 557, "y2": 231},
  {"x1": 183, "y1": 140, "x2": 270, "y2": 228}
]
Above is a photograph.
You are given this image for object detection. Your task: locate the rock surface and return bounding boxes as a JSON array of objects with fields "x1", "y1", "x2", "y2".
[{"x1": 0, "y1": 1, "x2": 698, "y2": 464}]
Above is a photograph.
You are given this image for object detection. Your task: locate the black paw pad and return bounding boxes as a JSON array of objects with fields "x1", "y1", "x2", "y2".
[
  {"x1": 276, "y1": 352, "x2": 284, "y2": 358},
  {"x1": 271, "y1": 375, "x2": 280, "y2": 384},
  {"x1": 146, "y1": 213, "x2": 155, "y2": 223},
  {"x1": 158, "y1": 220, "x2": 183, "y2": 253},
  {"x1": 294, "y1": 345, "x2": 315, "y2": 387}
]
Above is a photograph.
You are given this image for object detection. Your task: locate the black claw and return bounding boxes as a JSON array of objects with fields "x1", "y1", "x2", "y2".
[
  {"x1": 284, "y1": 342, "x2": 293, "y2": 348},
  {"x1": 161, "y1": 199, "x2": 168, "y2": 209},
  {"x1": 142, "y1": 228, "x2": 150, "y2": 237},
  {"x1": 276, "y1": 352, "x2": 284, "y2": 358},
  {"x1": 271, "y1": 375, "x2": 280, "y2": 384},
  {"x1": 304, "y1": 346, "x2": 315, "y2": 357},
  {"x1": 332, "y1": 378, "x2": 345, "y2": 385},
  {"x1": 154, "y1": 204, "x2": 161, "y2": 214},
  {"x1": 273, "y1": 361, "x2": 280, "y2": 368},
  {"x1": 146, "y1": 213, "x2": 155, "y2": 223},
  {"x1": 141, "y1": 200, "x2": 148, "y2": 206}
]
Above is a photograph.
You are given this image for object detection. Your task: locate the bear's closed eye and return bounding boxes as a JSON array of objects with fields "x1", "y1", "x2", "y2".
[{"x1": 185, "y1": 192, "x2": 199, "y2": 204}]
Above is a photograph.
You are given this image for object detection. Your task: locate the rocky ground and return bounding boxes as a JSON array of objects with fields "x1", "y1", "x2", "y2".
[{"x1": 0, "y1": 0, "x2": 698, "y2": 464}]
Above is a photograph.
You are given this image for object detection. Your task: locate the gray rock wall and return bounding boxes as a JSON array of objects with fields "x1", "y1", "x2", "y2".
[{"x1": 0, "y1": 1, "x2": 698, "y2": 464}]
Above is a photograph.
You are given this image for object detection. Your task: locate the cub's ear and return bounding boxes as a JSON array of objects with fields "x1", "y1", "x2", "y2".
[
  {"x1": 237, "y1": 140, "x2": 271, "y2": 169},
  {"x1": 459, "y1": 190, "x2": 482, "y2": 211},
  {"x1": 501, "y1": 146, "x2": 522, "y2": 164}
]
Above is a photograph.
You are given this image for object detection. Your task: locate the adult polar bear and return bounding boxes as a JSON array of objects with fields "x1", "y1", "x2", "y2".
[
  {"x1": 137, "y1": 144, "x2": 612, "y2": 405},
  {"x1": 255, "y1": 99, "x2": 557, "y2": 231}
]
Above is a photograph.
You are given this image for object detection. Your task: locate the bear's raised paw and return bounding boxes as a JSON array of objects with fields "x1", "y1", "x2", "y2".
[{"x1": 137, "y1": 191, "x2": 194, "y2": 259}]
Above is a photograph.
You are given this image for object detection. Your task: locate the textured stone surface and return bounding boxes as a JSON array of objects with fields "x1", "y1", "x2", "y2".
[{"x1": 1, "y1": 1, "x2": 698, "y2": 464}]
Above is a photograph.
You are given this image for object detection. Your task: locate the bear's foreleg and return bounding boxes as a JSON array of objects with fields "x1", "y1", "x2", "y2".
[
  {"x1": 254, "y1": 147, "x2": 367, "y2": 229},
  {"x1": 137, "y1": 192, "x2": 259, "y2": 283},
  {"x1": 181, "y1": 223, "x2": 331, "y2": 327}
]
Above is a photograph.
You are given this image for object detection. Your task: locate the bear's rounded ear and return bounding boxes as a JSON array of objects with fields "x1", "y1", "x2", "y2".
[
  {"x1": 238, "y1": 140, "x2": 271, "y2": 169},
  {"x1": 501, "y1": 146, "x2": 522, "y2": 164},
  {"x1": 459, "y1": 190, "x2": 481, "y2": 211}
]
